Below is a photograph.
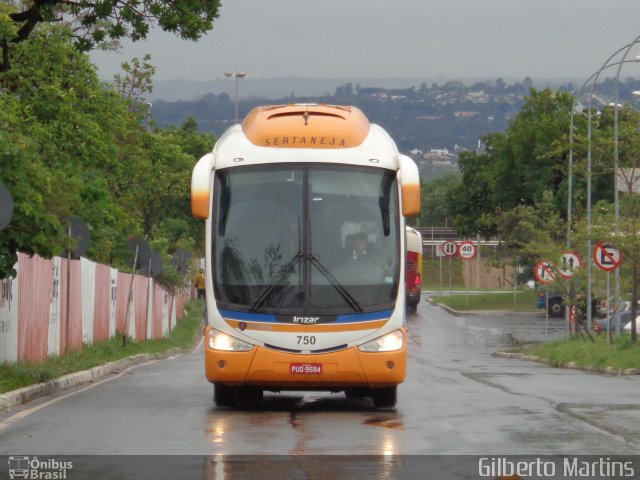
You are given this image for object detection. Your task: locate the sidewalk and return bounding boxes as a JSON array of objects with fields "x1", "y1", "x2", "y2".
[{"x1": 0, "y1": 349, "x2": 187, "y2": 411}]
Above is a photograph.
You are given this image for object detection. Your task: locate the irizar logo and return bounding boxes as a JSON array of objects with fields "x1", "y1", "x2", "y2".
[{"x1": 292, "y1": 316, "x2": 319, "y2": 324}]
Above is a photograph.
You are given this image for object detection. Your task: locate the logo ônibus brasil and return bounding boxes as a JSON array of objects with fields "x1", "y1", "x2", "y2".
[{"x1": 8, "y1": 456, "x2": 73, "y2": 479}]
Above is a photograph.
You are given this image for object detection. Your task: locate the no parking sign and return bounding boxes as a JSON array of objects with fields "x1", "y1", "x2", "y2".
[{"x1": 593, "y1": 242, "x2": 622, "y2": 272}]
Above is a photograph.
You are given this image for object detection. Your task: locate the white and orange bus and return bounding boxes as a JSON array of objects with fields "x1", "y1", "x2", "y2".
[
  {"x1": 405, "y1": 226, "x2": 423, "y2": 313},
  {"x1": 191, "y1": 104, "x2": 420, "y2": 408}
]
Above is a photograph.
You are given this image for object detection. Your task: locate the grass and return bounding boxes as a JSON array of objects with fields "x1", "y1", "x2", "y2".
[
  {"x1": 0, "y1": 300, "x2": 205, "y2": 394},
  {"x1": 524, "y1": 334, "x2": 640, "y2": 371},
  {"x1": 429, "y1": 289, "x2": 539, "y2": 312}
]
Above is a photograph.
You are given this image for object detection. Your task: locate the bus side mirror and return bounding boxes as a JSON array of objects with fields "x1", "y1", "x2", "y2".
[
  {"x1": 399, "y1": 155, "x2": 421, "y2": 217},
  {"x1": 191, "y1": 153, "x2": 216, "y2": 219}
]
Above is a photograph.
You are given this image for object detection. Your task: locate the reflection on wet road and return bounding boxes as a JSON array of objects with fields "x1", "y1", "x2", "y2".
[{"x1": 199, "y1": 300, "x2": 639, "y2": 456}]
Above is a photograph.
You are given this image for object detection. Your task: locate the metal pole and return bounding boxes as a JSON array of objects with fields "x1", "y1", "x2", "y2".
[
  {"x1": 607, "y1": 271, "x2": 611, "y2": 345},
  {"x1": 225, "y1": 71, "x2": 246, "y2": 124},
  {"x1": 567, "y1": 106, "x2": 574, "y2": 248},
  {"x1": 577, "y1": 51, "x2": 640, "y2": 331},
  {"x1": 613, "y1": 37, "x2": 640, "y2": 334},
  {"x1": 234, "y1": 75, "x2": 239, "y2": 124},
  {"x1": 476, "y1": 234, "x2": 480, "y2": 289}
]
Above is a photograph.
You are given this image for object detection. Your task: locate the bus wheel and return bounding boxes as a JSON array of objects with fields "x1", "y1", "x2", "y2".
[
  {"x1": 372, "y1": 386, "x2": 397, "y2": 408},
  {"x1": 214, "y1": 385, "x2": 237, "y2": 407}
]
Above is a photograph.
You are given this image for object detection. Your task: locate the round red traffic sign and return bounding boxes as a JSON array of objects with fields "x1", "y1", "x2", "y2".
[
  {"x1": 593, "y1": 242, "x2": 622, "y2": 272},
  {"x1": 535, "y1": 260, "x2": 556, "y2": 285},
  {"x1": 442, "y1": 240, "x2": 458, "y2": 257},
  {"x1": 558, "y1": 251, "x2": 581, "y2": 278},
  {"x1": 458, "y1": 240, "x2": 476, "y2": 260}
]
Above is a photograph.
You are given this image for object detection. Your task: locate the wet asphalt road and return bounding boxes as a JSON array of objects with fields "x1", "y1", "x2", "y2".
[{"x1": 1, "y1": 299, "x2": 639, "y2": 464}]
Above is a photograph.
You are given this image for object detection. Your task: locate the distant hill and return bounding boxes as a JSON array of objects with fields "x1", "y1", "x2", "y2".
[
  {"x1": 149, "y1": 76, "x2": 581, "y2": 102},
  {"x1": 147, "y1": 76, "x2": 640, "y2": 181}
]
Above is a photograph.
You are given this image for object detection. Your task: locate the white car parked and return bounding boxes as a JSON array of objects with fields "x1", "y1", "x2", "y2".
[{"x1": 623, "y1": 316, "x2": 640, "y2": 333}]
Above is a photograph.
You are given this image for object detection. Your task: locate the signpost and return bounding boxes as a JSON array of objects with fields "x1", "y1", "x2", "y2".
[
  {"x1": 593, "y1": 242, "x2": 622, "y2": 344},
  {"x1": 441, "y1": 240, "x2": 457, "y2": 295},
  {"x1": 458, "y1": 241, "x2": 477, "y2": 305}
]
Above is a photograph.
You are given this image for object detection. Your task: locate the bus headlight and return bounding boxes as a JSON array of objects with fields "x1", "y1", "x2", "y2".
[
  {"x1": 358, "y1": 330, "x2": 404, "y2": 352},
  {"x1": 207, "y1": 329, "x2": 253, "y2": 352}
]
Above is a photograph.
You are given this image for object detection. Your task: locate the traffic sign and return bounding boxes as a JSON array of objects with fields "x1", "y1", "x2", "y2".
[
  {"x1": 442, "y1": 240, "x2": 458, "y2": 257},
  {"x1": 558, "y1": 251, "x2": 581, "y2": 278},
  {"x1": 593, "y1": 242, "x2": 622, "y2": 272},
  {"x1": 458, "y1": 241, "x2": 477, "y2": 260},
  {"x1": 535, "y1": 260, "x2": 556, "y2": 285}
]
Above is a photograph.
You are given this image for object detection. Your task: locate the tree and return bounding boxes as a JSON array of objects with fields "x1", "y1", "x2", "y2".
[
  {"x1": 448, "y1": 89, "x2": 574, "y2": 236},
  {"x1": 0, "y1": 25, "x2": 212, "y2": 281},
  {"x1": 113, "y1": 54, "x2": 156, "y2": 104},
  {"x1": 418, "y1": 174, "x2": 460, "y2": 227},
  {"x1": 0, "y1": 0, "x2": 221, "y2": 71}
]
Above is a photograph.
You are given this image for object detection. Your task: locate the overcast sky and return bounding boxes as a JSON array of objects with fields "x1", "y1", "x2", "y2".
[{"x1": 90, "y1": 0, "x2": 640, "y2": 84}]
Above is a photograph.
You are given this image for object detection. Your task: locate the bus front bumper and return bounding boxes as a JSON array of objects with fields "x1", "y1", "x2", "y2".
[{"x1": 204, "y1": 329, "x2": 407, "y2": 390}]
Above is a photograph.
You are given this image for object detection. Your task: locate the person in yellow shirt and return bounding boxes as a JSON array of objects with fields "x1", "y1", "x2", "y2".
[{"x1": 194, "y1": 269, "x2": 206, "y2": 299}]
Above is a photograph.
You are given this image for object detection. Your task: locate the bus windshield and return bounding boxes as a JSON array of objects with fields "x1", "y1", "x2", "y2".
[{"x1": 212, "y1": 164, "x2": 400, "y2": 315}]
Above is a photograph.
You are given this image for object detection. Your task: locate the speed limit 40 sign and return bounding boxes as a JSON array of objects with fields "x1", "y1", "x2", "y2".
[{"x1": 458, "y1": 241, "x2": 477, "y2": 260}]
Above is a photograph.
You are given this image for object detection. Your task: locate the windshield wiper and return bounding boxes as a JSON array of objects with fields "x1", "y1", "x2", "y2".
[
  {"x1": 309, "y1": 254, "x2": 363, "y2": 313},
  {"x1": 249, "y1": 251, "x2": 305, "y2": 312}
]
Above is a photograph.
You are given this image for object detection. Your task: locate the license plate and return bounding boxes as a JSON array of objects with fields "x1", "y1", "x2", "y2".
[{"x1": 290, "y1": 363, "x2": 323, "y2": 374}]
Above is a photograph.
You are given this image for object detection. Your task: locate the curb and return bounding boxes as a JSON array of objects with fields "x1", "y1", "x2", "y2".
[
  {"x1": 427, "y1": 298, "x2": 538, "y2": 317},
  {"x1": 0, "y1": 350, "x2": 183, "y2": 411},
  {"x1": 493, "y1": 351, "x2": 640, "y2": 376}
]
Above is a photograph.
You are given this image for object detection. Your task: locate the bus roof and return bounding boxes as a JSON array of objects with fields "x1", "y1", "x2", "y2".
[{"x1": 242, "y1": 104, "x2": 371, "y2": 149}]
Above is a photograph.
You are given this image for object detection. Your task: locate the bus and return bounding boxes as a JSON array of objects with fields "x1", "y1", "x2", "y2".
[
  {"x1": 405, "y1": 226, "x2": 423, "y2": 313},
  {"x1": 191, "y1": 104, "x2": 420, "y2": 408}
]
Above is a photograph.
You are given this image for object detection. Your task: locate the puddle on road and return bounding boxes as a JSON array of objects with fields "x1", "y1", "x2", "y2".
[
  {"x1": 462, "y1": 315, "x2": 566, "y2": 350},
  {"x1": 363, "y1": 416, "x2": 404, "y2": 430}
]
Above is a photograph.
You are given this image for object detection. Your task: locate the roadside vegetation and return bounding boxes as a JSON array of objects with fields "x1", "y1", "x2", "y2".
[
  {"x1": 0, "y1": 301, "x2": 205, "y2": 394},
  {"x1": 428, "y1": 289, "x2": 538, "y2": 312},
  {"x1": 0, "y1": 25, "x2": 214, "y2": 285},
  {"x1": 524, "y1": 334, "x2": 640, "y2": 372}
]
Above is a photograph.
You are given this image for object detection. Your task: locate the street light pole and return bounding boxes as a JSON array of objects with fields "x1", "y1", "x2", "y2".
[
  {"x1": 569, "y1": 49, "x2": 640, "y2": 332},
  {"x1": 224, "y1": 71, "x2": 247, "y2": 124},
  {"x1": 568, "y1": 51, "x2": 639, "y2": 248},
  {"x1": 613, "y1": 39, "x2": 640, "y2": 336},
  {"x1": 568, "y1": 55, "x2": 639, "y2": 336}
]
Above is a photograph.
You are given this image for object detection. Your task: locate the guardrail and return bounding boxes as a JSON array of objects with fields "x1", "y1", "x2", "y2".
[{"x1": 414, "y1": 227, "x2": 502, "y2": 258}]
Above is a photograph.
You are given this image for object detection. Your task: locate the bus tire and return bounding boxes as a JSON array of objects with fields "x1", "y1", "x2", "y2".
[
  {"x1": 214, "y1": 384, "x2": 238, "y2": 407},
  {"x1": 372, "y1": 386, "x2": 397, "y2": 408}
]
